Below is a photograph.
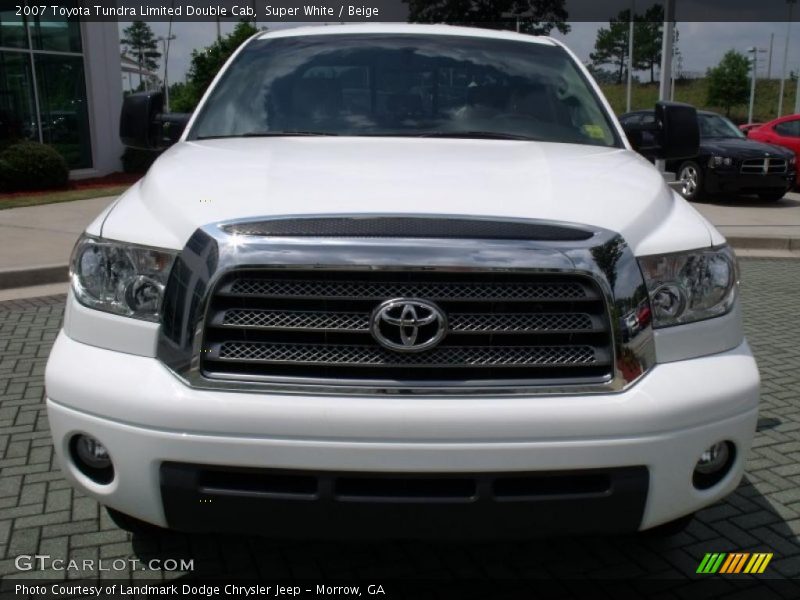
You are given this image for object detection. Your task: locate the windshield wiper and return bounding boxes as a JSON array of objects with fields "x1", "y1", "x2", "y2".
[
  {"x1": 415, "y1": 131, "x2": 540, "y2": 141},
  {"x1": 196, "y1": 131, "x2": 339, "y2": 140}
]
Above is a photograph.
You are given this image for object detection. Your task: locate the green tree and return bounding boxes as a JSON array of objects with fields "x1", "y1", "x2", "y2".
[
  {"x1": 405, "y1": 0, "x2": 570, "y2": 36},
  {"x1": 170, "y1": 21, "x2": 259, "y2": 113},
  {"x1": 706, "y1": 50, "x2": 750, "y2": 116},
  {"x1": 633, "y1": 5, "x2": 664, "y2": 83},
  {"x1": 590, "y1": 10, "x2": 631, "y2": 84},
  {"x1": 585, "y1": 65, "x2": 620, "y2": 85},
  {"x1": 120, "y1": 21, "x2": 161, "y2": 89},
  {"x1": 591, "y1": 7, "x2": 678, "y2": 86}
]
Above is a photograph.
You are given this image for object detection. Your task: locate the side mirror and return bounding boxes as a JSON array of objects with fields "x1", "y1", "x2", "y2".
[
  {"x1": 120, "y1": 91, "x2": 190, "y2": 150},
  {"x1": 623, "y1": 101, "x2": 699, "y2": 160}
]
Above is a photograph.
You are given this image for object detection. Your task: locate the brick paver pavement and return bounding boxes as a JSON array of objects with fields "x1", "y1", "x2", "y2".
[{"x1": 0, "y1": 259, "x2": 798, "y2": 590}]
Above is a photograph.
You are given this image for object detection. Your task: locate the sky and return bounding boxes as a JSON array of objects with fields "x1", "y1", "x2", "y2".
[{"x1": 118, "y1": 20, "x2": 800, "y2": 89}]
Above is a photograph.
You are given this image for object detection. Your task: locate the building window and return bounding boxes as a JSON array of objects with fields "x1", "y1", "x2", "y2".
[
  {"x1": 0, "y1": 7, "x2": 27, "y2": 49},
  {"x1": 0, "y1": 51, "x2": 38, "y2": 142},
  {"x1": 30, "y1": 12, "x2": 82, "y2": 53},
  {"x1": 36, "y1": 54, "x2": 91, "y2": 168},
  {"x1": 0, "y1": 5, "x2": 91, "y2": 169}
]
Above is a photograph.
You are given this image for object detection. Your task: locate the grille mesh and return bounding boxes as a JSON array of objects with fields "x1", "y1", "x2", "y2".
[
  {"x1": 223, "y1": 309, "x2": 370, "y2": 331},
  {"x1": 451, "y1": 313, "x2": 594, "y2": 332},
  {"x1": 202, "y1": 270, "x2": 613, "y2": 387},
  {"x1": 226, "y1": 279, "x2": 588, "y2": 301},
  {"x1": 217, "y1": 342, "x2": 599, "y2": 367},
  {"x1": 220, "y1": 309, "x2": 594, "y2": 333}
]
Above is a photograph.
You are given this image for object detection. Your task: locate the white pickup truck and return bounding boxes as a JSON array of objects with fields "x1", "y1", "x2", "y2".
[{"x1": 45, "y1": 24, "x2": 759, "y2": 538}]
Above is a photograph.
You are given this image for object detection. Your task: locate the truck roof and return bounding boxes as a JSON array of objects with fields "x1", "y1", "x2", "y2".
[{"x1": 255, "y1": 23, "x2": 557, "y2": 46}]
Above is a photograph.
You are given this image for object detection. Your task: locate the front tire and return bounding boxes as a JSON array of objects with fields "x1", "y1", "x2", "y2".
[
  {"x1": 677, "y1": 161, "x2": 706, "y2": 201},
  {"x1": 758, "y1": 190, "x2": 786, "y2": 202}
]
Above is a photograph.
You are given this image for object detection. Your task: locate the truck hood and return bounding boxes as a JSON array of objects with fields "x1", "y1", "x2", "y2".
[{"x1": 101, "y1": 137, "x2": 715, "y2": 254}]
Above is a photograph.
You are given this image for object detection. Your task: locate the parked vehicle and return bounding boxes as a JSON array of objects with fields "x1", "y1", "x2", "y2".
[
  {"x1": 620, "y1": 109, "x2": 796, "y2": 201},
  {"x1": 45, "y1": 25, "x2": 759, "y2": 539},
  {"x1": 738, "y1": 122, "x2": 763, "y2": 134},
  {"x1": 746, "y1": 114, "x2": 800, "y2": 189}
]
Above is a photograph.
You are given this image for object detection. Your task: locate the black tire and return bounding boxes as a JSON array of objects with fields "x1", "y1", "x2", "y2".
[
  {"x1": 106, "y1": 507, "x2": 163, "y2": 535},
  {"x1": 758, "y1": 191, "x2": 786, "y2": 202},
  {"x1": 641, "y1": 513, "x2": 694, "y2": 538},
  {"x1": 676, "y1": 161, "x2": 706, "y2": 201}
]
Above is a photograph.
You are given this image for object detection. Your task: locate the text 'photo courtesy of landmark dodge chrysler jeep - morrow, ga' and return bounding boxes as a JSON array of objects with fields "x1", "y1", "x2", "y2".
[{"x1": 45, "y1": 24, "x2": 759, "y2": 539}]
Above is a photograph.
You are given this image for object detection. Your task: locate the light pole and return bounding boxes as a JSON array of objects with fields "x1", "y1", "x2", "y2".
[
  {"x1": 157, "y1": 34, "x2": 176, "y2": 112},
  {"x1": 747, "y1": 47, "x2": 766, "y2": 124},
  {"x1": 795, "y1": 63, "x2": 800, "y2": 113},
  {"x1": 767, "y1": 32, "x2": 774, "y2": 79},
  {"x1": 656, "y1": 0, "x2": 675, "y2": 174},
  {"x1": 626, "y1": 0, "x2": 635, "y2": 113},
  {"x1": 778, "y1": 0, "x2": 796, "y2": 116},
  {"x1": 747, "y1": 47, "x2": 758, "y2": 124}
]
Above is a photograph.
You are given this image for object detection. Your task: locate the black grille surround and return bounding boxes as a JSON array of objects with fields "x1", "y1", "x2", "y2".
[
  {"x1": 740, "y1": 157, "x2": 788, "y2": 175},
  {"x1": 200, "y1": 269, "x2": 614, "y2": 388}
]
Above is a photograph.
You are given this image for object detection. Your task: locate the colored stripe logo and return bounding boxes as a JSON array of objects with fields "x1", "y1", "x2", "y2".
[{"x1": 697, "y1": 553, "x2": 772, "y2": 574}]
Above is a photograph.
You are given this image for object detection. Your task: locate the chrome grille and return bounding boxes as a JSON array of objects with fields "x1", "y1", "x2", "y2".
[
  {"x1": 217, "y1": 309, "x2": 595, "y2": 333},
  {"x1": 450, "y1": 313, "x2": 594, "y2": 332},
  {"x1": 224, "y1": 278, "x2": 588, "y2": 301},
  {"x1": 740, "y1": 157, "x2": 787, "y2": 175},
  {"x1": 218, "y1": 342, "x2": 601, "y2": 367},
  {"x1": 201, "y1": 270, "x2": 613, "y2": 386},
  {"x1": 220, "y1": 309, "x2": 370, "y2": 331}
]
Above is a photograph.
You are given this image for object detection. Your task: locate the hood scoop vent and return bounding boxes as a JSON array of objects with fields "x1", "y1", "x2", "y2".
[{"x1": 221, "y1": 216, "x2": 595, "y2": 241}]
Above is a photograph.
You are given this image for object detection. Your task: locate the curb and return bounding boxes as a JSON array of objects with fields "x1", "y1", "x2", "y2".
[
  {"x1": 725, "y1": 237, "x2": 800, "y2": 252},
  {"x1": 0, "y1": 264, "x2": 69, "y2": 291}
]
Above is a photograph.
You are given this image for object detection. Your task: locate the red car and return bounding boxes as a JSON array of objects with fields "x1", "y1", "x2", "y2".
[
  {"x1": 747, "y1": 114, "x2": 800, "y2": 188},
  {"x1": 739, "y1": 123, "x2": 763, "y2": 134}
]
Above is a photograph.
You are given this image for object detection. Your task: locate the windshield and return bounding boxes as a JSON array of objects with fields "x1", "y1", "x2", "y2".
[
  {"x1": 188, "y1": 34, "x2": 620, "y2": 147},
  {"x1": 698, "y1": 113, "x2": 744, "y2": 139}
]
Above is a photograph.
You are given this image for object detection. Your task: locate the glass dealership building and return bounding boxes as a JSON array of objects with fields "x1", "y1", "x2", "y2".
[{"x1": 0, "y1": 9, "x2": 123, "y2": 176}]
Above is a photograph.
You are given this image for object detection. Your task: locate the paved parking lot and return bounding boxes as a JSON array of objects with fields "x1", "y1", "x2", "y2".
[{"x1": 0, "y1": 259, "x2": 799, "y2": 590}]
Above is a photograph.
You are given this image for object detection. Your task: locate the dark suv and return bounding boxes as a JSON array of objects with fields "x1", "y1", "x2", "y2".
[{"x1": 621, "y1": 109, "x2": 796, "y2": 202}]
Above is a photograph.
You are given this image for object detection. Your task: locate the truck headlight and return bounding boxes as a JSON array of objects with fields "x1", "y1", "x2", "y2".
[
  {"x1": 637, "y1": 245, "x2": 737, "y2": 328},
  {"x1": 70, "y1": 234, "x2": 177, "y2": 322}
]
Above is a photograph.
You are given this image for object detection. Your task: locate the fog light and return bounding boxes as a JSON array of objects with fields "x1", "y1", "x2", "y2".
[
  {"x1": 75, "y1": 435, "x2": 110, "y2": 468},
  {"x1": 70, "y1": 434, "x2": 114, "y2": 484},
  {"x1": 693, "y1": 441, "x2": 735, "y2": 490}
]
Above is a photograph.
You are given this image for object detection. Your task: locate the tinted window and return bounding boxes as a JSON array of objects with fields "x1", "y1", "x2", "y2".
[
  {"x1": 29, "y1": 2, "x2": 82, "y2": 52},
  {"x1": 640, "y1": 113, "x2": 656, "y2": 126},
  {"x1": 0, "y1": 52, "x2": 38, "y2": 146},
  {"x1": 698, "y1": 113, "x2": 743, "y2": 139},
  {"x1": 775, "y1": 120, "x2": 800, "y2": 137},
  {"x1": 35, "y1": 54, "x2": 91, "y2": 168},
  {"x1": 190, "y1": 34, "x2": 620, "y2": 147},
  {"x1": 0, "y1": 6, "x2": 27, "y2": 48}
]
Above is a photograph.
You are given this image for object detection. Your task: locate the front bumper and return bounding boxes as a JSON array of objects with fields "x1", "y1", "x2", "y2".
[
  {"x1": 45, "y1": 332, "x2": 759, "y2": 537},
  {"x1": 705, "y1": 169, "x2": 795, "y2": 194}
]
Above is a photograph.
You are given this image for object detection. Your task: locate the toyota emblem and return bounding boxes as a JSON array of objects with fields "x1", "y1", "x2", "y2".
[{"x1": 370, "y1": 299, "x2": 447, "y2": 353}]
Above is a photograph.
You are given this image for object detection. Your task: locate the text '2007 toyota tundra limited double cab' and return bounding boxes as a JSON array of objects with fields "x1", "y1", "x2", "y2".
[{"x1": 45, "y1": 24, "x2": 759, "y2": 538}]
